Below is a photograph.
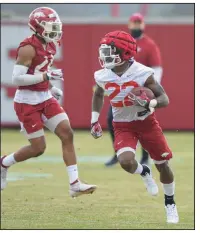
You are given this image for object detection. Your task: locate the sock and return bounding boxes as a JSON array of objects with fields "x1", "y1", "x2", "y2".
[
  {"x1": 67, "y1": 164, "x2": 78, "y2": 185},
  {"x1": 164, "y1": 194, "x2": 175, "y2": 205},
  {"x1": 2, "y1": 153, "x2": 17, "y2": 167},
  {"x1": 140, "y1": 164, "x2": 150, "y2": 176},
  {"x1": 134, "y1": 163, "x2": 143, "y2": 174},
  {"x1": 162, "y1": 182, "x2": 175, "y2": 205}
]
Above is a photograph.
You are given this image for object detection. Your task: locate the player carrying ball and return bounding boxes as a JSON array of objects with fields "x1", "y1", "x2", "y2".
[
  {"x1": 91, "y1": 30, "x2": 179, "y2": 223},
  {"x1": 1, "y1": 7, "x2": 96, "y2": 197}
]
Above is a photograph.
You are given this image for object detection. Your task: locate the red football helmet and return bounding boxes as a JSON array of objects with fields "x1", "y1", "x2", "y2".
[
  {"x1": 28, "y1": 7, "x2": 62, "y2": 43},
  {"x1": 99, "y1": 30, "x2": 137, "y2": 69}
]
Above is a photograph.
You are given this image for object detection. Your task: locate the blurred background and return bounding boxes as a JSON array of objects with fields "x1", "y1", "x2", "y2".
[
  {"x1": 1, "y1": 3, "x2": 194, "y2": 130},
  {"x1": 1, "y1": 4, "x2": 195, "y2": 229}
]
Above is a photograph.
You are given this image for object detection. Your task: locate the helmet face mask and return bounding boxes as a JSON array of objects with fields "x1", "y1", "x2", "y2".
[
  {"x1": 40, "y1": 20, "x2": 62, "y2": 43},
  {"x1": 99, "y1": 44, "x2": 123, "y2": 69},
  {"x1": 29, "y1": 7, "x2": 63, "y2": 43}
]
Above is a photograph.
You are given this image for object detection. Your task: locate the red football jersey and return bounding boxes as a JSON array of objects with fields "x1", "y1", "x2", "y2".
[
  {"x1": 17, "y1": 34, "x2": 56, "y2": 91},
  {"x1": 134, "y1": 34, "x2": 162, "y2": 67}
]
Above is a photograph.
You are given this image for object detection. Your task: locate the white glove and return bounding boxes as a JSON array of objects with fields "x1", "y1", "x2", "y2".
[
  {"x1": 47, "y1": 69, "x2": 63, "y2": 81},
  {"x1": 50, "y1": 86, "x2": 63, "y2": 100}
]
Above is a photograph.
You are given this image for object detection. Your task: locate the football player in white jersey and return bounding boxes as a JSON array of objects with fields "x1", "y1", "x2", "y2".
[{"x1": 91, "y1": 31, "x2": 179, "y2": 224}]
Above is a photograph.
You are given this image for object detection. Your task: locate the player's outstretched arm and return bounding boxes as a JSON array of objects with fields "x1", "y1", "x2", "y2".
[
  {"x1": 91, "y1": 84, "x2": 104, "y2": 139},
  {"x1": 144, "y1": 75, "x2": 169, "y2": 108}
]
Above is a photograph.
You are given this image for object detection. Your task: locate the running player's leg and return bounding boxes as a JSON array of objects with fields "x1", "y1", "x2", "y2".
[
  {"x1": 139, "y1": 116, "x2": 179, "y2": 223},
  {"x1": 113, "y1": 121, "x2": 158, "y2": 196},
  {"x1": 105, "y1": 105, "x2": 118, "y2": 166},
  {"x1": 43, "y1": 98, "x2": 96, "y2": 197},
  {"x1": 1, "y1": 102, "x2": 46, "y2": 190}
]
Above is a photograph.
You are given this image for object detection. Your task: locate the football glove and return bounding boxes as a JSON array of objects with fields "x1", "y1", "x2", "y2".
[
  {"x1": 50, "y1": 86, "x2": 63, "y2": 100},
  {"x1": 91, "y1": 122, "x2": 102, "y2": 139},
  {"x1": 46, "y1": 69, "x2": 63, "y2": 81},
  {"x1": 128, "y1": 90, "x2": 151, "y2": 111}
]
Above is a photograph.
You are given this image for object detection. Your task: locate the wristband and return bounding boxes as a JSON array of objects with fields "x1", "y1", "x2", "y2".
[
  {"x1": 149, "y1": 99, "x2": 158, "y2": 108},
  {"x1": 91, "y1": 112, "x2": 100, "y2": 124}
]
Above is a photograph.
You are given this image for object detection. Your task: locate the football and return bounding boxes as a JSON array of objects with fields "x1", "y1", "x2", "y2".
[{"x1": 130, "y1": 87, "x2": 155, "y2": 100}]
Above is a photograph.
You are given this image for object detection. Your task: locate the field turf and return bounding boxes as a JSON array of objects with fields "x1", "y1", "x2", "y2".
[{"x1": 1, "y1": 129, "x2": 194, "y2": 229}]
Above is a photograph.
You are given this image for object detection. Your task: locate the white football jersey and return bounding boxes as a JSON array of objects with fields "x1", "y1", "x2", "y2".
[{"x1": 94, "y1": 61, "x2": 154, "y2": 122}]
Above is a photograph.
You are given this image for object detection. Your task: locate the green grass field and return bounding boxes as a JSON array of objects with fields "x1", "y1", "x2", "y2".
[{"x1": 1, "y1": 129, "x2": 194, "y2": 229}]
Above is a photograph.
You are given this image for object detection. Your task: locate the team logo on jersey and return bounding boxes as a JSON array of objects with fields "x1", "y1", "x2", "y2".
[
  {"x1": 137, "y1": 46, "x2": 142, "y2": 52},
  {"x1": 34, "y1": 12, "x2": 45, "y2": 18}
]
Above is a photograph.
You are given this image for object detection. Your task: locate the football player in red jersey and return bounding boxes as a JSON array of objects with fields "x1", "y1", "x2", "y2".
[
  {"x1": 105, "y1": 13, "x2": 163, "y2": 167},
  {"x1": 1, "y1": 7, "x2": 96, "y2": 197},
  {"x1": 91, "y1": 31, "x2": 179, "y2": 223}
]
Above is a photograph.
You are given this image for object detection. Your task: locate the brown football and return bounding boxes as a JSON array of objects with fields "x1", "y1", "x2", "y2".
[{"x1": 130, "y1": 87, "x2": 155, "y2": 100}]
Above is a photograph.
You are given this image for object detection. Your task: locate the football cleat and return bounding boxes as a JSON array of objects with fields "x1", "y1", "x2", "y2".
[
  {"x1": 69, "y1": 180, "x2": 97, "y2": 198},
  {"x1": 141, "y1": 167, "x2": 158, "y2": 196},
  {"x1": 165, "y1": 204, "x2": 179, "y2": 224}
]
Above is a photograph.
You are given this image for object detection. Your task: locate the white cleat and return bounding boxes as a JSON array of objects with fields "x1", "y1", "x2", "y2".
[
  {"x1": 1, "y1": 166, "x2": 8, "y2": 191},
  {"x1": 142, "y1": 170, "x2": 158, "y2": 196},
  {"x1": 69, "y1": 181, "x2": 97, "y2": 198},
  {"x1": 165, "y1": 204, "x2": 179, "y2": 224}
]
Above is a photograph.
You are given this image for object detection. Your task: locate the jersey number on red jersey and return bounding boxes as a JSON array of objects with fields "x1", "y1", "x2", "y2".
[{"x1": 35, "y1": 55, "x2": 54, "y2": 72}]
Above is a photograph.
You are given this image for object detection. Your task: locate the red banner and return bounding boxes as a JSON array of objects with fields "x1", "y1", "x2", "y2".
[{"x1": 62, "y1": 24, "x2": 194, "y2": 130}]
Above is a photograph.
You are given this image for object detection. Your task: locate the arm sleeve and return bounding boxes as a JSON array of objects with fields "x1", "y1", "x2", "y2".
[
  {"x1": 12, "y1": 64, "x2": 44, "y2": 86},
  {"x1": 148, "y1": 42, "x2": 162, "y2": 67}
]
